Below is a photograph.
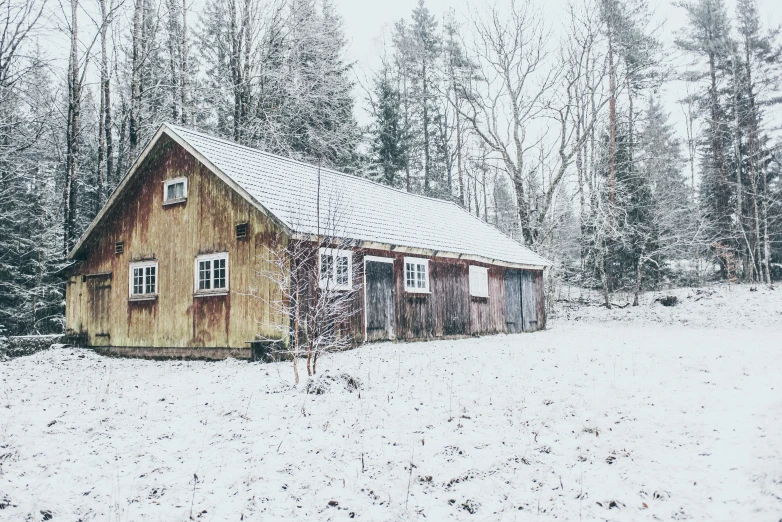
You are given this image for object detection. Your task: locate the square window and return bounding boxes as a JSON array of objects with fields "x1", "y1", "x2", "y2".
[
  {"x1": 129, "y1": 260, "x2": 158, "y2": 298},
  {"x1": 235, "y1": 223, "x2": 248, "y2": 239},
  {"x1": 195, "y1": 253, "x2": 229, "y2": 295},
  {"x1": 404, "y1": 257, "x2": 429, "y2": 293},
  {"x1": 318, "y1": 248, "x2": 352, "y2": 291},
  {"x1": 163, "y1": 177, "x2": 188, "y2": 204}
]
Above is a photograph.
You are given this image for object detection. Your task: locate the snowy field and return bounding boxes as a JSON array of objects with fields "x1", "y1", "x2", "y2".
[{"x1": 1, "y1": 285, "x2": 781, "y2": 521}]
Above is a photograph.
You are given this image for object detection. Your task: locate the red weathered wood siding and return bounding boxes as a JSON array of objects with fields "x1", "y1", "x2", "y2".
[
  {"x1": 65, "y1": 136, "x2": 288, "y2": 349},
  {"x1": 65, "y1": 137, "x2": 546, "y2": 354},
  {"x1": 349, "y1": 250, "x2": 545, "y2": 341}
]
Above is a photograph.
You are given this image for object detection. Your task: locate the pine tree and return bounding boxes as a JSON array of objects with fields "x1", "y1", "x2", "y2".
[
  {"x1": 409, "y1": 0, "x2": 440, "y2": 195},
  {"x1": 285, "y1": 0, "x2": 358, "y2": 169},
  {"x1": 735, "y1": 0, "x2": 779, "y2": 284},
  {"x1": 370, "y1": 66, "x2": 406, "y2": 187},
  {"x1": 676, "y1": 0, "x2": 734, "y2": 270}
]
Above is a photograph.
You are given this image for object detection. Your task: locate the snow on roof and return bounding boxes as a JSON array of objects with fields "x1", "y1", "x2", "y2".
[{"x1": 165, "y1": 124, "x2": 548, "y2": 268}]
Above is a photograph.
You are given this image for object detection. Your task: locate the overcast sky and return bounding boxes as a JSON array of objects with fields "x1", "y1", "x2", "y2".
[
  {"x1": 337, "y1": 0, "x2": 782, "y2": 72},
  {"x1": 335, "y1": 0, "x2": 782, "y2": 130}
]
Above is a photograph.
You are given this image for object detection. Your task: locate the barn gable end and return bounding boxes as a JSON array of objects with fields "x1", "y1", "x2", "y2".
[{"x1": 65, "y1": 134, "x2": 288, "y2": 354}]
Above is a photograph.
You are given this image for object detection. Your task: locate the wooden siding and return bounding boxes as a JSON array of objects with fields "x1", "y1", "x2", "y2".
[
  {"x1": 351, "y1": 250, "x2": 544, "y2": 342},
  {"x1": 65, "y1": 136, "x2": 287, "y2": 348},
  {"x1": 65, "y1": 136, "x2": 546, "y2": 353}
]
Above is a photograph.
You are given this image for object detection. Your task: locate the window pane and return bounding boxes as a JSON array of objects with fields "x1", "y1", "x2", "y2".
[
  {"x1": 167, "y1": 181, "x2": 184, "y2": 200},
  {"x1": 336, "y1": 256, "x2": 349, "y2": 286},
  {"x1": 145, "y1": 266, "x2": 156, "y2": 294},
  {"x1": 416, "y1": 264, "x2": 426, "y2": 288},
  {"x1": 320, "y1": 254, "x2": 333, "y2": 282},
  {"x1": 133, "y1": 268, "x2": 143, "y2": 294},
  {"x1": 199, "y1": 260, "x2": 211, "y2": 290},
  {"x1": 405, "y1": 263, "x2": 414, "y2": 288},
  {"x1": 214, "y1": 258, "x2": 226, "y2": 289}
]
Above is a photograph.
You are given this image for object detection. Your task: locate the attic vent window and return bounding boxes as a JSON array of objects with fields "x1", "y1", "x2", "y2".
[
  {"x1": 163, "y1": 177, "x2": 187, "y2": 205},
  {"x1": 115, "y1": 241, "x2": 124, "y2": 255},
  {"x1": 235, "y1": 223, "x2": 248, "y2": 239}
]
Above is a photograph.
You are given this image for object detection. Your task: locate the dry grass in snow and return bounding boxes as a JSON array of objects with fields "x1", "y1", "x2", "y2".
[{"x1": 1, "y1": 284, "x2": 781, "y2": 521}]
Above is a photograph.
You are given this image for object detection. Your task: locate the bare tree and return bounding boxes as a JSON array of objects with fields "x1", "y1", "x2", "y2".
[
  {"x1": 252, "y1": 197, "x2": 360, "y2": 384},
  {"x1": 459, "y1": 0, "x2": 557, "y2": 245}
]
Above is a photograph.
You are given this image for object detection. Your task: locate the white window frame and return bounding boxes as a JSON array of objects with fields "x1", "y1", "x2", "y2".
[
  {"x1": 469, "y1": 265, "x2": 490, "y2": 298},
  {"x1": 163, "y1": 177, "x2": 188, "y2": 204},
  {"x1": 319, "y1": 248, "x2": 352, "y2": 291},
  {"x1": 128, "y1": 260, "x2": 158, "y2": 299},
  {"x1": 404, "y1": 257, "x2": 430, "y2": 293},
  {"x1": 194, "y1": 252, "x2": 229, "y2": 295}
]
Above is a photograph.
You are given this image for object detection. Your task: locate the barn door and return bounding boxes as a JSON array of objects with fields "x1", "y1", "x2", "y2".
[
  {"x1": 86, "y1": 273, "x2": 112, "y2": 346},
  {"x1": 365, "y1": 259, "x2": 395, "y2": 341},
  {"x1": 504, "y1": 269, "x2": 523, "y2": 334},
  {"x1": 520, "y1": 271, "x2": 539, "y2": 332}
]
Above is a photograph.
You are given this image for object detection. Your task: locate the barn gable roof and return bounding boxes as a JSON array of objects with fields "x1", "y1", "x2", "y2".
[{"x1": 70, "y1": 124, "x2": 549, "y2": 268}]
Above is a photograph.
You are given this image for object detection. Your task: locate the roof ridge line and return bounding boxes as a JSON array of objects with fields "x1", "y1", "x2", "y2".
[
  {"x1": 449, "y1": 200, "x2": 546, "y2": 261},
  {"x1": 165, "y1": 123, "x2": 469, "y2": 208}
]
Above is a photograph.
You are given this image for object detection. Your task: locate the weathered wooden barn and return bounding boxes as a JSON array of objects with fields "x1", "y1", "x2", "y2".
[{"x1": 64, "y1": 124, "x2": 549, "y2": 359}]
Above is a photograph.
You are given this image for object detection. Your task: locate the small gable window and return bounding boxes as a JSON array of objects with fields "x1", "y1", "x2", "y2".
[
  {"x1": 194, "y1": 253, "x2": 229, "y2": 295},
  {"x1": 163, "y1": 177, "x2": 187, "y2": 204},
  {"x1": 469, "y1": 266, "x2": 489, "y2": 298},
  {"x1": 129, "y1": 260, "x2": 158, "y2": 299},
  {"x1": 404, "y1": 257, "x2": 429, "y2": 293},
  {"x1": 319, "y1": 248, "x2": 352, "y2": 291}
]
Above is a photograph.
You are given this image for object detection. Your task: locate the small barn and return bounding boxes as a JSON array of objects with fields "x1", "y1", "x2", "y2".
[{"x1": 64, "y1": 124, "x2": 549, "y2": 359}]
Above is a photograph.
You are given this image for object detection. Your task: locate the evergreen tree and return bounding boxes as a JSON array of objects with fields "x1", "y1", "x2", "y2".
[
  {"x1": 676, "y1": 0, "x2": 735, "y2": 267},
  {"x1": 285, "y1": 0, "x2": 358, "y2": 169},
  {"x1": 370, "y1": 67, "x2": 406, "y2": 187}
]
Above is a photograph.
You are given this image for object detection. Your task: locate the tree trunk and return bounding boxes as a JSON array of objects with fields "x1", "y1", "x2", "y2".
[
  {"x1": 633, "y1": 250, "x2": 645, "y2": 307},
  {"x1": 607, "y1": 31, "x2": 616, "y2": 209},
  {"x1": 401, "y1": 71, "x2": 411, "y2": 192},
  {"x1": 180, "y1": 0, "x2": 189, "y2": 124},
  {"x1": 130, "y1": 0, "x2": 143, "y2": 152},
  {"x1": 97, "y1": 0, "x2": 108, "y2": 208},
  {"x1": 743, "y1": 37, "x2": 772, "y2": 285},
  {"x1": 708, "y1": 49, "x2": 730, "y2": 273},
  {"x1": 733, "y1": 63, "x2": 747, "y2": 281},
  {"x1": 455, "y1": 97, "x2": 464, "y2": 205},
  {"x1": 761, "y1": 163, "x2": 773, "y2": 286},
  {"x1": 64, "y1": 0, "x2": 80, "y2": 254},
  {"x1": 422, "y1": 60, "x2": 430, "y2": 195},
  {"x1": 166, "y1": 0, "x2": 179, "y2": 121},
  {"x1": 482, "y1": 167, "x2": 488, "y2": 222}
]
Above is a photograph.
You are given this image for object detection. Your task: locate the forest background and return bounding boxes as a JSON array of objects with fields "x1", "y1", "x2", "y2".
[{"x1": 1, "y1": 0, "x2": 781, "y2": 336}]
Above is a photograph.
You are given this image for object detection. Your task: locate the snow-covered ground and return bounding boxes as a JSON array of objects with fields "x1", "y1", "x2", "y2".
[{"x1": 1, "y1": 285, "x2": 780, "y2": 521}]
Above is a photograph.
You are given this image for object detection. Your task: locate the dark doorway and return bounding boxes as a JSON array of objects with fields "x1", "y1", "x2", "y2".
[
  {"x1": 504, "y1": 269, "x2": 523, "y2": 333},
  {"x1": 505, "y1": 269, "x2": 540, "y2": 333},
  {"x1": 86, "y1": 273, "x2": 112, "y2": 346},
  {"x1": 365, "y1": 259, "x2": 396, "y2": 341},
  {"x1": 520, "y1": 270, "x2": 539, "y2": 332}
]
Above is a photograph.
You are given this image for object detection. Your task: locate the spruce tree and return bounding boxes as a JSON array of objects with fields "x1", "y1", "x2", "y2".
[{"x1": 370, "y1": 67, "x2": 406, "y2": 187}]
